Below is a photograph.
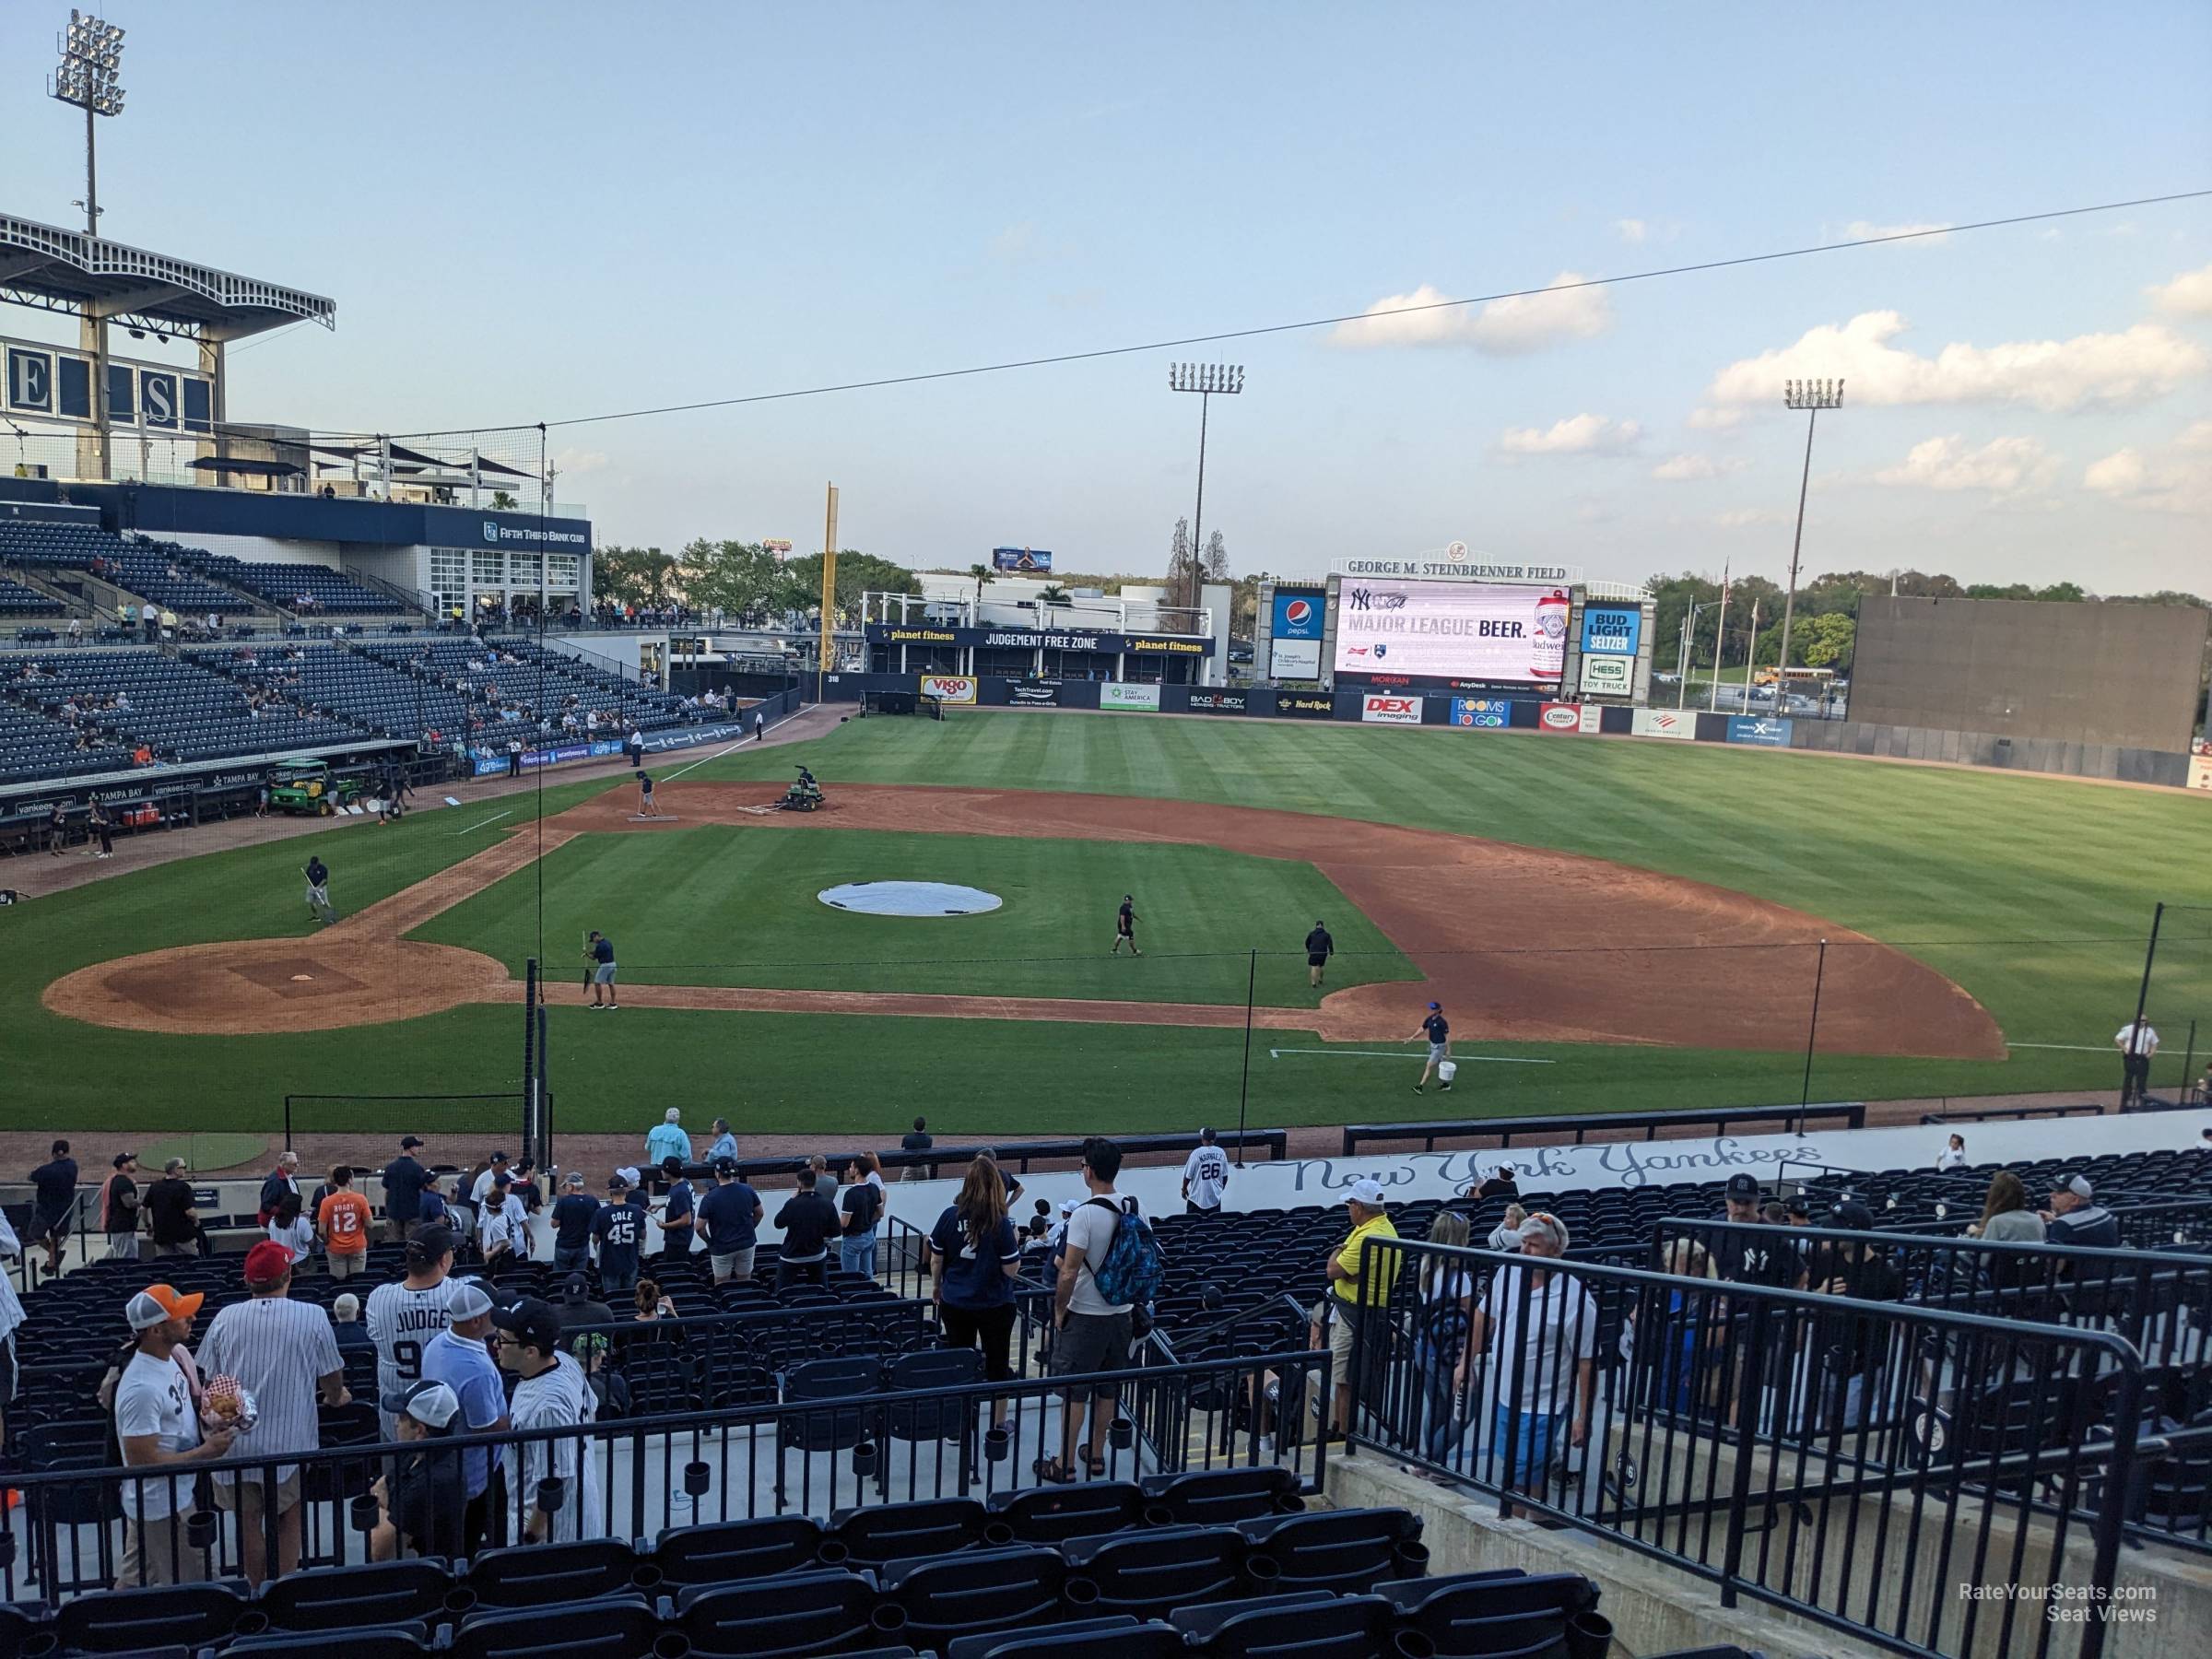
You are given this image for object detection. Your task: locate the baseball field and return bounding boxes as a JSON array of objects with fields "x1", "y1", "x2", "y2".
[{"x1": 8, "y1": 708, "x2": 2209, "y2": 1136}]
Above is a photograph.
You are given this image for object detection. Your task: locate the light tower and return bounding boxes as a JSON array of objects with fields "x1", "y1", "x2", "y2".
[
  {"x1": 1167, "y1": 362, "x2": 1244, "y2": 615},
  {"x1": 1774, "y1": 379, "x2": 1844, "y2": 693},
  {"x1": 49, "y1": 10, "x2": 127, "y2": 480}
]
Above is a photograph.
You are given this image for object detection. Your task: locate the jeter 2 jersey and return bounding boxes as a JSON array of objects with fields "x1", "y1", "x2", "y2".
[{"x1": 365, "y1": 1277, "x2": 464, "y2": 1430}]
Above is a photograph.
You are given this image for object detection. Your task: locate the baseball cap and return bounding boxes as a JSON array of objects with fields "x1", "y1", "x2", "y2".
[
  {"x1": 2061, "y1": 1175, "x2": 2094, "y2": 1199},
  {"x1": 607, "y1": 1173, "x2": 630, "y2": 1192},
  {"x1": 1347, "y1": 1177, "x2": 1387, "y2": 1206},
  {"x1": 564, "y1": 1171, "x2": 585, "y2": 1187},
  {"x1": 1830, "y1": 1200, "x2": 1876, "y2": 1231},
  {"x1": 112, "y1": 1151, "x2": 135, "y2": 1168},
  {"x1": 492, "y1": 1296, "x2": 565, "y2": 1357},
  {"x1": 1724, "y1": 1173, "x2": 1761, "y2": 1202},
  {"x1": 661, "y1": 1155, "x2": 685, "y2": 1175},
  {"x1": 163, "y1": 1157, "x2": 186, "y2": 1173},
  {"x1": 126, "y1": 1284, "x2": 205, "y2": 1331},
  {"x1": 242, "y1": 1241, "x2": 295, "y2": 1287},
  {"x1": 392, "y1": 1379, "x2": 462, "y2": 1431},
  {"x1": 488, "y1": 1150, "x2": 509, "y2": 1162},
  {"x1": 400, "y1": 1135, "x2": 424, "y2": 1150},
  {"x1": 406, "y1": 1224, "x2": 457, "y2": 1265},
  {"x1": 618, "y1": 1166, "x2": 641, "y2": 1186},
  {"x1": 446, "y1": 1280, "x2": 494, "y2": 1323},
  {"x1": 1517, "y1": 1211, "x2": 1570, "y2": 1249},
  {"x1": 1428, "y1": 1002, "x2": 1441, "y2": 1011},
  {"x1": 712, "y1": 1156, "x2": 737, "y2": 1177}
]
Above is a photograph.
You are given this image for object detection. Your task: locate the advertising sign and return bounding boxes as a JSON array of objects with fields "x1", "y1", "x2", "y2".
[
  {"x1": 1451, "y1": 698, "x2": 1512, "y2": 728},
  {"x1": 867, "y1": 624, "x2": 1213, "y2": 658},
  {"x1": 1579, "y1": 654, "x2": 1631, "y2": 696},
  {"x1": 1361, "y1": 694, "x2": 1425, "y2": 725},
  {"x1": 1276, "y1": 692, "x2": 1336, "y2": 720},
  {"x1": 1631, "y1": 708, "x2": 1694, "y2": 740},
  {"x1": 1335, "y1": 556, "x2": 1581, "y2": 582},
  {"x1": 1100, "y1": 683, "x2": 1161, "y2": 712},
  {"x1": 1186, "y1": 690, "x2": 1248, "y2": 715},
  {"x1": 1268, "y1": 588, "x2": 1325, "y2": 680},
  {"x1": 1007, "y1": 683, "x2": 1060, "y2": 706},
  {"x1": 1539, "y1": 702, "x2": 1600, "y2": 734},
  {"x1": 2191, "y1": 740, "x2": 2212, "y2": 792},
  {"x1": 1334, "y1": 581, "x2": 1568, "y2": 685},
  {"x1": 1580, "y1": 605, "x2": 1643, "y2": 657},
  {"x1": 919, "y1": 675, "x2": 978, "y2": 706},
  {"x1": 1727, "y1": 716, "x2": 1793, "y2": 747},
  {"x1": 992, "y1": 547, "x2": 1053, "y2": 573}
]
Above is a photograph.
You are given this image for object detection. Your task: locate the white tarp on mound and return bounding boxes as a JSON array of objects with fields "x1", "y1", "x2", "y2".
[{"x1": 818, "y1": 881, "x2": 1003, "y2": 917}]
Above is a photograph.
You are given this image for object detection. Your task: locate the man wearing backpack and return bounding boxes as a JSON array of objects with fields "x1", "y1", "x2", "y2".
[{"x1": 1045, "y1": 1136, "x2": 1160, "y2": 1483}]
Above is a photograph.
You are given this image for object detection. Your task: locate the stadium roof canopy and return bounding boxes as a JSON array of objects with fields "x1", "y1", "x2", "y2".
[{"x1": 0, "y1": 212, "x2": 335, "y2": 342}]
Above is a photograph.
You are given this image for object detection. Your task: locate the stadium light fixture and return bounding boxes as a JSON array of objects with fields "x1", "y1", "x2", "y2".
[
  {"x1": 1166, "y1": 363, "x2": 1246, "y2": 614},
  {"x1": 1774, "y1": 378, "x2": 1844, "y2": 698},
  {"x1": 49, "y1": 10, "x2": 128, "y2": 235}
]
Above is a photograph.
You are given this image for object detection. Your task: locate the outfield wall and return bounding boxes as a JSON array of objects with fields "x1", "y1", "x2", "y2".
[{"x1": 815, "y1": 673, "x2": 2205, "y2": 789}]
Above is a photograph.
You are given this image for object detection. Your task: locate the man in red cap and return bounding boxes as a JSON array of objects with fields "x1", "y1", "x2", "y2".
[
  {"x1": 194, "y1": 1241, "x2": 347, "y2": 1585},
  {"x1": 115, "y1": 1284, "x2": 229, "y2": 1587}
]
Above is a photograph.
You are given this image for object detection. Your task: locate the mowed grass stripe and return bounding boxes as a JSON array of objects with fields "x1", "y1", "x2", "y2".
[{"x1": 409, "y1": 826, "x2": 1420, "y2": 1006}]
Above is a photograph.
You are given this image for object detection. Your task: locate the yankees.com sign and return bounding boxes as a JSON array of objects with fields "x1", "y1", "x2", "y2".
[
  {"x1": 1361, "y1": 694, "x2": 1424, "y2": 725},
  {"x1": 1333, "y1": 581, "x2": 1568, "y2": 685},
  {"x1": 918, "y1": 676, "x2": 977, "y2": 705}
]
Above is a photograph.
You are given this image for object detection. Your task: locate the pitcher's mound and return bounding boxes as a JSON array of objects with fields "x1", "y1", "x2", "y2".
[{"x1": 44, "y1": 936, "x2": 512, "y2": 1034}]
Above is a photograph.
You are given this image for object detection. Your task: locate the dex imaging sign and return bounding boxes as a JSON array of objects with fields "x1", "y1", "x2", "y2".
[{"x1": 1361, "y1": 694, "x2": 1424, "y2": 725}]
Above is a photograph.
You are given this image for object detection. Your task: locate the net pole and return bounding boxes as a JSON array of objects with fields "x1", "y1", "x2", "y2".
[
  {"x1": 2132, "y1": 903, "x2": 2164, "y2": 1033},
  {"x1": 523, "y1": 958, "x2": 540, "y2": 1166},
  {"x1": 1236, "y1": 947, "x2": 1256, "y2": 1167},
  {"x1": 1798, "y1": 938, "x2": 1828, "y2": 1125}
]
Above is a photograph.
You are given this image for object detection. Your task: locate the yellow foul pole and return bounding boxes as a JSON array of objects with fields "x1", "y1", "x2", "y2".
[{"x1": 816, "y1": 482, "x2": 839, "y2": 701}]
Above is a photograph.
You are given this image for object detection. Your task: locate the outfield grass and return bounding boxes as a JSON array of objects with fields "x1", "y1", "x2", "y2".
[
  {"x1": 5, "y1": 712, "x2": 2207, "y2": 1136},
  {"x1": 410, "y1": 827, "x2": 1419, "y2": 1006}
]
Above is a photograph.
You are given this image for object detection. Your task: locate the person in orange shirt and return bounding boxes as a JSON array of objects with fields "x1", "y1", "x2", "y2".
[{"x1": 316, "y1": 1166, "x2": 373, "y2": 1281}]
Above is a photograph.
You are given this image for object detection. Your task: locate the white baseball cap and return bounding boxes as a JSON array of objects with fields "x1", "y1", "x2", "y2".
[
  {"x1": 2062, "y1": 1175, "x2": 2094, "y2": 1200},
  {"x1": 394, "y1": 1379, "x2": 462, "y2": 1430},
  {"x1": 1347, "y1": 1178, "x2": 1387, "y2": 1206},
  {"x1": 446, "y1": 1280, "x2": 494, "y2": 1322}
]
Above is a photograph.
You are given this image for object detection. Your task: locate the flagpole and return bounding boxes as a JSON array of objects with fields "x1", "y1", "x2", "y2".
[{"x1": 1706, "y1": 560, "x2": 1732, "y2": 714}]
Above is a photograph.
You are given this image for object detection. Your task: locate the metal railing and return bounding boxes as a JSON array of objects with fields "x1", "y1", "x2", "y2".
[
  {"x1": 1917, "y1": 1103, "x2": 2107, "y2": 1126},
  {"x1": 696, "y1": 1129, "x2": 1289, "y2": 1188},
  {"x1": 1347, "y1": 1231, "x2": 2159, "y2": 1659},
  {"x1": 1340, "y1": 1101, "x2": 1866, "y2": 1157},
  {"x1": 0, "y1": 1345, "x2": 1328, "y2": 1606}
]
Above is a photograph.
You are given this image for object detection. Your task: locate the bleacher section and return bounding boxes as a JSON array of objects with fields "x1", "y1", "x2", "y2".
[
  {"x1": 0, "y1": 520, "x2": 254, "y2": 617},
  {"x1": 144, "y1": 537, "x2": 405, "y2": 616},
  {"x1": 359, "y1": 637, "x2": 699, "y2": 734},
  {"x1": 1, "y1": 650, "x2": 367, "y2": 765},
  {"x1": 0, "y1": 576, "x2": 64, "y2": 619},
  {"x1": 0, "y1": 697, "x2": 132, "y2": 783}
]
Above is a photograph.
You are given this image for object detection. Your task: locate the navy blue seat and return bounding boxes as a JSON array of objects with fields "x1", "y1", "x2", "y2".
[
  {"x1": 1064, "y1": 1522, "x2": 1252, "y2": 1619},
  {"x1": 53, "y1": 1581, "x2": 248, "y2": 1654},
  {"x1": 946, "y1": 1617, "x2": 1186, "y2": 1659},
  {"x1": 651, "y1": 1514, "x2": 826, "y2": 1587},
  {"x1": 451, "y1": 1593, "x2": 660, "y2": 1659},
  {"x1": 829, "y1": 1497, "x2": 992, "y2": 1567},
  {"x1": 462, "y1": 1538, "x2": 644, "y2": 1609},
  {"x1": 1141, "y1": 1465, "x2": 1306, "y2": 1526},
  {"x1": 1171, "y1": 1589, "x2": 1399, "y2": 1657},
  {"x1": 988, "y1": 1479, "x2": 1148, "y2": 1545},
  {"x1": 677, "y1": 1569, "x2": 890, "y2": 1657},
  {"x1": 1237, "y1": 1507, "x2": 1426, "y2": 1596},
  {"x1": 1377, "y1": 1571, "x2": 1597, "y2": 1657},
  {"x1": 252, "y1": 1559, "x2": 453, "y2": 1631},
  {"x1": 882, "y1": 1544, "x2": 1067, "y2": 1649},
  {"x1": 229, "y1": 1622, "x2": 433, "y2": 1658}
]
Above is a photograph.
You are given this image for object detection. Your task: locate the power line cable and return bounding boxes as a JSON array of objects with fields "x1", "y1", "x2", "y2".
[{"x1": 381, "y1": 187, "x2": 2208, "y2": 439}]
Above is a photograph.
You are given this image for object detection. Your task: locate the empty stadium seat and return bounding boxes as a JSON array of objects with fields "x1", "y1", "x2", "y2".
[
  {"x1": 988, "y1": 1479, "x2": 1149, "y2": 1544},
  {"x1": 1063, "y1": 1522, "x2": 1253, "y2": 1618},
  {"x1": 828, "y1": 1496, "x2": 993, "y2": 1566},
  {"x1": 251, "y1": 1558, "x2": 453, "y2": 1631},
  {"x1": 881, "y1": 1543, "x2": 1068, "y2": 1648},
  {"x1": 461, "y1": 1539, "x2": 644, "y2": 1609},
  {"x1": 676, "y1": 1568, "x2": 892, "y2": 1657},
  {"x1": 650, "y1": 1513, "x2": 827, "y2": 1586},
  {"x1": 1236, "y1": 1507, "x2": 1428, "y2": 1596},
  {"x1": 947, "y1": 1616, "x2": 1188, "y2": 1659},
  {"x1": 53, "y1": 1580, "x2": 248, "y2": 1654},
  {"x1": 450, "y1": 1592, "x2": 660, "y2": 1659},
  {"x1": 1142, "y1": 1465, "x2": 1307, "y2": 1526}
]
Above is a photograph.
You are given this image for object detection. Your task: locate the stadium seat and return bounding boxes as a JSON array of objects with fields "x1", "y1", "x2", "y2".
[
  {"x1": 250, "y1": 1558, "x2": 454, "y2": 1631},
  {"x1": 828, "y1": 1496, "x2": 993, "y2": 1566},
  {"x1": 880, "y1": 1544, "x2": 1069, "y2": 1648},
  {"x1": 987, "y1": 1479, "x2": 1149, "y2": 1544},
  {"x1": 1142, "y1": 1465, "x2": 1307, "y2": 1526},
  {"x1": 649, "y1": 1513, "x2": 827, "y2": 1586},
  {"x1": 450, "y1": 1593, "x2": 661, "y2": 1659},
  {"x1": 1236, "y1": 1508, "x2": 1429, "y2": 1596},
  {"x1": 461, "y1": 1538, "x2": 644, "y2": 1609},
  {"x1": 228, "y1": 1622, "x2": 434, "y2": 1658},
  {"x1": 53, "y1": 1581, "x2": 248, "y2": 1654},
  {"x1": 1169, "y1": 1589, "x2": 1401, "y2": 1657},
  {"x1": 1376, "y1": 1571, "x2": 1599, "y2": 1658},
  {"x1": 945, "y1": 1616, "x2": 1188, "y2": 1659},
  {"x1": 1062, "y1": 1522, "x2": 1253, "y2": 1618},
  {"x1": 675, "y1": 1568, "x2": 892, "y2": 1657}
]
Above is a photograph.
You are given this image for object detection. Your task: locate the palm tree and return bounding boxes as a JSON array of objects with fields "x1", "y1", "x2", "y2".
[
  {"x1": 968, "y1": 562, "x2": 994, "y2": 614},
  {"x1": 1038, "y1": 584, "x2": 1071, "y2": 606}
]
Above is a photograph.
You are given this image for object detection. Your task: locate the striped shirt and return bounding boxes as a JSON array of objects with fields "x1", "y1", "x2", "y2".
[
  {"x1": 365, "y1": 1278, "x2": 463, "y2": 1436},
  {"x1": 194, "y1": 1293, "x2": 342, "y2": 1486},
  {"x1": 0, "y1": 1212, "x2": 23, "y2": 1344},
  {"x1": 479, "y1": 1195, "x2": 527, "y2": 1260}
]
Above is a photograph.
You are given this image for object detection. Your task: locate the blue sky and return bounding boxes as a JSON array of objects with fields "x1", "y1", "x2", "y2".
[{"x1": 3, "y1": 2, "x2": 2206, "y2": 590}]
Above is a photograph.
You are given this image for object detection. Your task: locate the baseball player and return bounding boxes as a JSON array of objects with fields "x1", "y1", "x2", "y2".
[
  {"x1": 304, "y1": 855, "x2": 336, "y2": 924},
  {"x1": 636, "y1": 771, "x2": 656, "y2": 817},
  {"x1": 364, "y1": 1225, "x2": 464, "y2": 1441},
  {"x1": 586, "y1": 930, "x2": 618, "y2": 1009},
  {"x1": 1412, "y1": 1000, "x2": 1452, "y2": 1094},
  {"x1": 1111, "y1": 894, "x2": 1141, "y2": 956}
]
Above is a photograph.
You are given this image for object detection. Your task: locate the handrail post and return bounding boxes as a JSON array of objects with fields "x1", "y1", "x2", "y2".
[
  {"x1": 2081, "y1": 1363, "x2": 2144, "y2": 1659},
  {"x1": 1716, "y1": 1293, "x2": 1769, "y2": 1607}
]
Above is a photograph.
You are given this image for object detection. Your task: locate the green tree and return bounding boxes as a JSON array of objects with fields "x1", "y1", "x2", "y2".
[
  {"x1": 1037, "y1": 584, "x2": 1071, "y2": 606},
  {"x1": 592, "y1": 545, "x2": 677, "y2": 609},
  {"x1": 1796, "y1": 612, "x2": 1856, "y2": 668},
  {"x1": 785, "y1": 550, "x2": 920, "y2": 624}
]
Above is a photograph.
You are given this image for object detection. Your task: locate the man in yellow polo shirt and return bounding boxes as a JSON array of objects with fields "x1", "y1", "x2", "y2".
[{"x1": 1316, "y1": 1177, "x2": 1397, "y2": 1440}]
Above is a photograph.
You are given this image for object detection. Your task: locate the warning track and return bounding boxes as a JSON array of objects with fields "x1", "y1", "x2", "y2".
[{"x1": 42, "y1": 782, "x2": 2005, "y2": 1060}]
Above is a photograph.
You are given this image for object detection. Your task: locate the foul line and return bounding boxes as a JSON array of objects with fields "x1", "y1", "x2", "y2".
[
  {"x1": 447, "y1": 810, "x2": 513, "y2": 837},
  {"x1": 2006, "y1": 1041, "x2": 2120, "y2": 1053},
  {"x1": 1268, "y1": 1047, "x2": 1557, "y2": 1065}
]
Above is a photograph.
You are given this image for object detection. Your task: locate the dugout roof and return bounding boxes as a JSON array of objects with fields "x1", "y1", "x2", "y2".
[{"x1": 0, "y1": 212, "x2": 335, "y2": 341}]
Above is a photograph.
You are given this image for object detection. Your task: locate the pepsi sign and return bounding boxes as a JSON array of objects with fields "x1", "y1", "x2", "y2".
[{"x1": 1268, "y1": 586, "x2": 1326, "y2": 681}]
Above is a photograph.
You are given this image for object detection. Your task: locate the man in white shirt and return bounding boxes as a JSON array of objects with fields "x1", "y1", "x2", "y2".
[
  {"x1": 0, "y1": 1211, "x2": 24, "y2": 1448},
  {"x1": 1467, "y1": 1213, "x2": 1596, "y2": 1517},
  {"x1": 471, "y1": 1151, "x2": 513, "y2": 1206},
  {"x1": 479, "y1": 1176, "x2": 528, "y2": 1270},
  {"x1": 1050, "y1": 1137, "x2": 1140, "y2": 1482},
  {"x1": 115, "y1": 1285, "x2": 234, "y2": 1587},
  {"x1": 195, "y1": 1242, "x2": 347, "y2": 1585},
  {"x1": 2115, "y1": 1017, "x2": 2159, "y2": 1109},
  {"x1": 366, "y1": 1227, "x2": 463, "y2": 1441},
  {"x1": 1180, "y1": 1127, "x2": 1230, "y2": 1216}
]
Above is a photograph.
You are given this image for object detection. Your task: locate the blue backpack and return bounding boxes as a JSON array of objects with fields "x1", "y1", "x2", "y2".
[{"x1": 1085, "y1": 1197, "x2": 1164, "y2": 1311}]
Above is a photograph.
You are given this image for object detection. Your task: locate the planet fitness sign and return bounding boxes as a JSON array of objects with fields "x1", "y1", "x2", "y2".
[{"x1": 1334, "y1": 581, "x2": 1567, "y2": 685}]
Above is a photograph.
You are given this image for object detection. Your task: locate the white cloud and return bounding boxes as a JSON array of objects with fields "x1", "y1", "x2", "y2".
[
  {"x1": 1706, "y1": 311, "x2": 2207, "y2": 414},
  {"x1": 1687, "y1": 406, "x2": 1744, "y2": 431},
  {"x1": 1872, "y1": 434, "x2": 2058, "y2": 495},
  {"x1": 1331, "y1": 273, "x2": 1612, "y2": 352},
  {"x1": 1651, "y1": 453, "x2": 1746, "y2": 481},
  {"x1": 1837, "y1": 219, "x2": 1952, "y2": 244},
  {"x1": 2148, "y1": 261, "x2": 2212, "y2": 319},
  {"x1": 2082, "y1": 420, "x2": 2212, "y2": 514},
  {"x1": 1614, "y1": 218, "x2": 1647, "y2": 243},
  {"x1": 1714, "y1": 508, "x2": 1784, "y2": 528},
  {"x1": 1499, "y1": 414, "x2": 1641, "y2": 456}
]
